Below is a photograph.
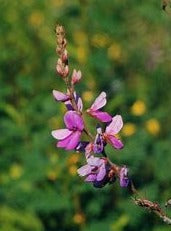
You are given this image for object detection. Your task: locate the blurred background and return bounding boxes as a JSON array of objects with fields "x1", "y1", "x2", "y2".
[{"x1": 0, "y1": 0, "x2": 171, "y2": 230}]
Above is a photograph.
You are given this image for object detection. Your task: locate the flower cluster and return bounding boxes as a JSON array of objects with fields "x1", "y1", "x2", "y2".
[{"x1": 52, "y1": 25, "x2": 129, "y2": 189}]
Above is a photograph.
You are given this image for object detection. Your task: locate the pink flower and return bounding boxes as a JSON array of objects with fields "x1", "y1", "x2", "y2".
[
  {"x1": 103, "y1": 115, "x2": 124, "y2": 149},
  {"x1": 77, "y1": 156, "x2": 107, "y2": 183},
  {"x1": 87, "y1": 92, "x2": 112, "y2": 122},
  {"x1": 71, "y1": 69, "x2": 82, "y2": 85},
  {"x1": 51, "y1": 111, "x2": 84, "y2": 150}
]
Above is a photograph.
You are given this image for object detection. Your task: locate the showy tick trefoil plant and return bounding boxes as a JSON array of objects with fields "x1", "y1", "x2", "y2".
[
  {"x1": 52, "y1": 25, "x2": 128, "y2": 189},
  {"x1": 51, "y1": 25, "x2": 171, "y2": 224}
]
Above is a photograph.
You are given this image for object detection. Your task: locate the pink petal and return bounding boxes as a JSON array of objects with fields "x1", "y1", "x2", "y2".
[
  {"x1": 51, "y1": 129, "x2": 72, "y2": 140},
  {"x1": 105, "y1": 115, "x2": 123, "y2": 135},
  {"x1": 88, "y1": 110, "x2": 112, "y2": 122},
  {"x1": 77, "y1": 164, "x2": 92, "y2": 176},
  {"x1": 87, "y1": 156, "x2": 102, "y2": 166},
  {"x1": 90, "y1": 92, "x2": 107, "y2": 111},
  {"x1": 53, "y1": 90, "x2": 69, "y2": 102},
  {"x1": 96, "y1": 164, "x2": 106, "y2": 181},
  {"x1": 64, "y1": 111, "x2": 84, "y2": 131},
  {"x1": 77, "y1": 97, "x2": 83, "y2": 112},
  {"x1": 57, "y1": 133, "x2": 74, "y2": 148},
  {"x1": 107, "y1": 135, "x2": 124, "y2": 149}
]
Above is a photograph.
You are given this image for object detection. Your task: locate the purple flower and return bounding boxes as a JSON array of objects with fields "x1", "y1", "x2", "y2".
[
  {"x1": 77, "y1": 156, "x2": 107, "y2": 184},
  {"x1": 119, "y1": 166, "x2": 129, "y2": 187},
  {"x1": 65, "y1": 92, "x2": 83, "y2": 112},
  {"x1": 52, "y1": 111, "x2": 84, "y2": 150},
  {"x1": 93, "y1": 127, "x2": 104, "y2": 154},
  {"x1": 103, "y1": 115, "x2": 124, "y2": 149},
  {"x1": 87, "y1": 92, "x2": 112, "y2": 122}
]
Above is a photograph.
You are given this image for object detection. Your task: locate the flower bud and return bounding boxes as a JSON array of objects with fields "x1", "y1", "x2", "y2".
[{"x1": 71, "y1": 69, "x2": 82, "y2": 85}]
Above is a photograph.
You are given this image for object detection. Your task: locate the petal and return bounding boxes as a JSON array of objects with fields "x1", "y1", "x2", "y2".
[
  {"x1": 90, "y1": 92, "x2": 107, "y2": 111},
  {"x1": 96, "y1": 164, "x2": 106, "y2": 181},
  {"x1": 88, "y1": 110, "x2": 112, "y2": 122},
  {"x1": 106, "y1": 115, "x2": 123, "y2": 135},
  {"x1": 64, "y1": 111, "x2": 84, "y2": 131},
  {"x1": 77, "y1": 164, "x2": 92, "y2": 176},
  {"x1": 51, "y1": 129, "x2": 72, "y2": 140},
  {"x1": 85, "y1": 174, "x2": 97, "y2": 182},
  {"x1": 65, "y1": 131, "x2": 82, "y2": 150},
  {"x1": 87, "y1": 156, "x2": 102, "y2": 167},
  {"x1": 107, "y1": 135, "x2": 124, "y2": 149},
  {"x1": 77, "y1": 97, "x2": 83, "y2": 112},
  {"x1": 53, "y1": 90, "x2": 69, "y2": 102},
  {"x1": 57, "y1": 133, "x2": 74, "y2": 148}
]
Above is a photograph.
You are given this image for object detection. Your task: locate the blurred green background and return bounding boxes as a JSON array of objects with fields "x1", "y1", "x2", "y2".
[{"x1": 0, "y1": 0, "x2": 171, "y2": 230}]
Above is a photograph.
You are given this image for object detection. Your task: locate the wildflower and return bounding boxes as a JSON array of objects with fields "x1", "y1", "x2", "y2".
[
  {"x1": 52, "y1": 111, "x2": 84, "y2": 150},
  {"x1": 103, "y1": 115, "x2": 124, "y2": 149},
  {"x1": 77, "y1": 156, "x2": 107, "y2": 187},
  {"x1": 145, "y1": 118, "x2": 160, "y2": 135},
  {"x1": 122, "y1": 123, "x2": 136, "y2": 136},
  {"x1": 93, "y1": 126, "x2": 104, "y2": 154},
  {"x1": 87, "y1": 92, "x2": 112, "y2": 122},
  {"x1": 71, "y1": 69, "x2": 82, "y2": 85},
  {"x1": 119, "y1": 166, "x2": 129, "y2": 187},
  {"x1": 131, "y1": 100, "x2": 146, "y2": 116}
]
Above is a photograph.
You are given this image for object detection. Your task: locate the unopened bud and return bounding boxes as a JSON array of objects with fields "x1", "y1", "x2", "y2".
[
  {"x1": 56, "y1": 58, "x2": 63, "y2": 76},
  {"x1": 71, "y1": 69, "x2": 82, "y2": 85},
  {"x1": 63, "y1": 65, "x2": 69, "y2": 77},
  {"x1": 61, "y1": 49, "x2": 68, "y2": 63}
]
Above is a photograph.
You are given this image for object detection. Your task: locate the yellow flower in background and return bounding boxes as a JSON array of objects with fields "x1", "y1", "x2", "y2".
[
  {"x1": 9, "y1": 164, "x2": 23, "y2": 180},
  {"x1": 122, "y1": 123, "x2": 136, "y2": 136},
  {"x1": 51, "y1": 0, "x2": 64, "y2": 7},
  {"x1": 91, "y1": 33, "x2": 110, "y2": 48},
  {"x1": 68, "y1": 153, "x2": 80, "y2": 165},
  {"x1": 47, "y1": 170, "x2": 57, "y2": 181},
  {"x1": 73, "y1": 31, "x2": 88, "y2": 45},
  {"x1": 108, "y1": 42, "x2": 122, "y2": 61},
  {"x1": 82, "y1": 91, "x2": 93, "y2": 102},
  {"x1": 73, "y1": 213, "x2": 85, "y2": 224},
  {"x1": 86, "y1": 78, "x2": 96, "y2": 90},
  {"x1": 28, "y1": 11, "x2": 44, "y2": 27},
  {"x1": 145, "y1": 118, "x2": 160, "y2": 135},
  {"x1": 69, "y1": 165, "x2": 77, "y2": 176},
  {"x1": 76, "y1": 46, "x2": 88, "y2": 64},
  {"x1": 131, "y1": 100, "x2": 146, "y2": 116}
]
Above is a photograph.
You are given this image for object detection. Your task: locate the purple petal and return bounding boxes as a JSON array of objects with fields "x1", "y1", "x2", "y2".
[
  {"x1": 65, "y1": 131, "x2": 81, "y2": 150},
  {"x1": 64, "y1": 111, "x2": 84, "y2": 131},
  {"x1": 96, "y1": 164, "x2": 106, "y2": 181},
  {"x1": 85, "y1": 174, "x2": 97, "y2": 182},
  {"x1": 88, "y1": 110, "x2": 112, "y2": 122},
  {"x1": 57, "y1": 131, "x2": 81, "y2": 150},
  {"x1": 90, "y1": 92, "x2": 107, "y2": 111},
  {"x1": 77, "y1": 164, "x2": 92, "y2": 176},
  {"x1": 53, "y1": 90, "x2": 69, "y2": 102},
  {"x1": 106, "y1": 115, "x2": 123, "y2": 135},
  {"x1": 107, "y1": 135, "x2": 124, "y2": 149},
  {"x1": 51, "y1": 129, "x2": 72, "y2": 140}
]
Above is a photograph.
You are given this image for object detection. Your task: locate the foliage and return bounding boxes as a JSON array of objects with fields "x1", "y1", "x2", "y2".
[{"x1": 0, "y1": 0, "x2": 171, "y2": 230}]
